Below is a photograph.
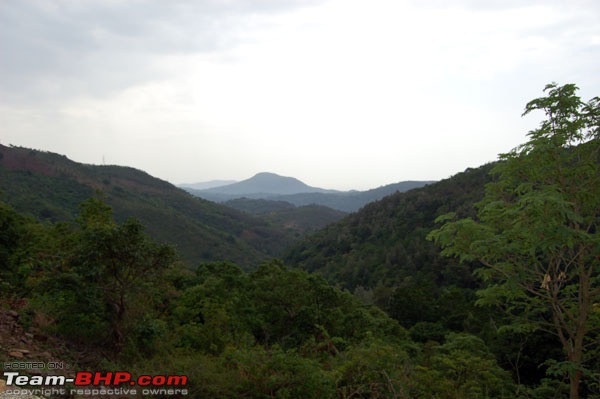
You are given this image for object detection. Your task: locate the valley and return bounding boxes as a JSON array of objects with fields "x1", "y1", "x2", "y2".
[
  {"x1": 1, "y1": 84, "x2": 599, "y2": 399},
  {"x1": 182, "y1": 171, "x2": 434, "y2": 212}
]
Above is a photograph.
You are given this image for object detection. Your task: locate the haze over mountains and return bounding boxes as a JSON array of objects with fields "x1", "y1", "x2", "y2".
[
  {"x1": 179, "y1": 179, "x2": 237, "y2": 190},
  {"x1": 181, "y1": 172, "x2": 434, "y2": 212},
  {"x1": 183, "y1": 172, "x2": 339, "y2": 196},
  {"x1": 0, "y1": 145, "x2": 424, "y2": 266}
]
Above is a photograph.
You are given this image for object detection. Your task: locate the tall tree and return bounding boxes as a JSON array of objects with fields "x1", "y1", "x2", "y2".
[
  {"x1": 429, "y1": 83, "x2": 600, "y2": 399},
  {"x1": 75, "y1": 197, "x2": 177, "y2": 350},
  {"x1": 29, "y1": 197, "x2": 177, "y2": 352}
]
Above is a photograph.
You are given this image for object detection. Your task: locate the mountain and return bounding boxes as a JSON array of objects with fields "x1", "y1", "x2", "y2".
[
  {"x1": 179, "y1": 179, "x2": 237, "y2": 190},
  {"x1": 193, "y1": 172, "x2": 337, "y2": 197},
  {"x1": 183, "y1": 172, "x2": 434, "y2": 212},
  {"x1": 350, "y1": 180, "x2": 437, "y2": 204},
  {"x1": 0, "y1": 145, "x2": 293, "y2": 268},
  {"x1": 265, "y1": 180, "x2": 436, "y2": 212}
]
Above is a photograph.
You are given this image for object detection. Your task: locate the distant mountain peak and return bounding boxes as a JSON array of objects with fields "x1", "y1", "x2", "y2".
[
  {"x1": 180, "y1": 171, "x2": 435, "y2": 212},
  {"x1": 254, "y1": 172, "x2": 281, "y2": 177},
  {"x1": 199, "y1": 172, "x2": 325, "y2": 196},
  {"x1": 251, "y1": 172, "x2": 300, "y2": 181}
]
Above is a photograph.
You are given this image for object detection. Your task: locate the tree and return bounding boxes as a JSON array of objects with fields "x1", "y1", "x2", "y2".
[
  {"x1": 428, "y1": 83, "x2": 600, "y2": 399},
  {"x1": 75, "y1": 198, "x2": 177, "y2": 350},
  {"x1": 30, "y1": 197, "x2": 177, "y2": 353},
  {"x1": 0, "y1": 201, "x2": 26, "y2": 293},
  {"x1": 411, "y1": 333, "x2": 513, "y2": 399}
]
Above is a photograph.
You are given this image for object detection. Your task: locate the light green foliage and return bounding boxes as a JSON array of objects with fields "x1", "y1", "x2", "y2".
[
  {"x1": 170, "y1": 262, "x2": 254, "y2": 353},
  {"x1": 163, "y1": 260, "x2": 512, "y2": 398},
  {"x1": 429, "y1": 83, "x2": 600, "y2": 398},
  {"x1": 334, "y1": 337, "x2": 412, "y2": 399},
  {"x1": 412, "y1": 333, "x2": 513, "y2": 399},
  {"x1": 224, "y1": 346, "x2": 336, "y2": 399},
  {"x1": 169, "y1": 260, "x2": 405, "y2": 356},
  {"x1": 248, "y1": 260, "x2": 402, "y2": 349}
]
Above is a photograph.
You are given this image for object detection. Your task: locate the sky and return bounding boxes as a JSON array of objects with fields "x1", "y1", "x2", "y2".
[{"x1": 1, "y1": 0, "x2": 599, "y2": 191}]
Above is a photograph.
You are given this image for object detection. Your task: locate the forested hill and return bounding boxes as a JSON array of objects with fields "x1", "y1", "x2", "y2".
[
  {"x1": 283, "y1": 160, "x2": 567, "y2": 390},
  {"x1": 0, "y1": 144, "x2": 291, "y2": 267},
  {"x1": 284, "y1": 163, "x2": 496, "y2": 291}
]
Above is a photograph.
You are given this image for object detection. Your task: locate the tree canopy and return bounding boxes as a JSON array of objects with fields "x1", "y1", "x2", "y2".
[{"x1": 429, "y1": 83, "x2": 600, "y2": 399}]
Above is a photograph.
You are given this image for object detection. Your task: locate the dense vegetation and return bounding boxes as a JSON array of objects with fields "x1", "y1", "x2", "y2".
[
  {"x1": 0, "y1": 83, "x2": 598, "y2": 398},
  {"x1": 0, "y1": 145, "x2": 295, "y2": 268},
  {"x1": 2, "y1": 198, "x2": 517, "y2": 398},
  {"x1": 285, "y1": 84, "x2": 599, "y2": 398},
  {"x1": 429, "y1": 83, "x2": 600, "y2": 399},
  {"x1": 224, "y1": 198, "x2": 347, "y2": 237},
  {"x1": 285, "y1": 162, "x2": 494, "y2": 290}
]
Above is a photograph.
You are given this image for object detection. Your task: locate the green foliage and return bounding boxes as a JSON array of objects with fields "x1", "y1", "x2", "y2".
[
  {"x1": 0, "y1": 144, "x2": 294, "y2": 267},
  {"x1": 0, "y1": 201, "x2": 33, "y2": 294},
  {"x1": 1, "y1": 194, "x2": 526, "y2": 398},
  {"x1": 411, "y1": 333, "x2": 514, "y2": 399},
  {"x1": 125, "y1": 352, "x2": 238, "y2": 398},
  {"x1": 0, "y1": 168, "x2": 94, "y2": 221},
  {"x1": 224, "y1": 346, "x2": 336, "y2": 399},
  {"x1": 410, "y1": 321, "x2": 446, "y2": 343},
  {"x1": 333, "y1": 337, "x2": 412, "y2": 399},
  {"x1": 168, "y1": 259, "x2": 406, "y2": 356},
  {"x1": 283, "y1": 162, "x2": 501, "y2": 388},
  {"x1": 25, "y1": 198, "x2": 177, "y2": 354},
  {"x1": 429, "y1": 83, "x2": 600, "y2": 398},
  {"x1": 284, "y1": 163, "x2": 493, "y2": 313}
]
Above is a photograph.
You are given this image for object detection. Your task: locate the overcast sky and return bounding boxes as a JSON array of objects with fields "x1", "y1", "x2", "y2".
[{"x1": 1, "y1": 0, "x2": 599, "y2": 190}]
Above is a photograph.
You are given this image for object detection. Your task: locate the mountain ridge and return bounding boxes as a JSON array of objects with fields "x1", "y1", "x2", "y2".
[
  {"x1": 179, "y1": 179, "x2": 238, "y2": 190},
  {"x1": 182, "y1": 172, "x2": 434, "y2": 212},
  {"x1": 0, "y1": 145, "x2": 293, "y2": 267},
  {"x1": 284, "y1": 163, "x2": 496, "y2": 289},
  {"x1": 196, "y1": 172, "x2": 339, "y2": 196}
]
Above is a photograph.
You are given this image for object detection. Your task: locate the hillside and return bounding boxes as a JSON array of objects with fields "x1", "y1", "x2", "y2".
[
  {"x1": 224, "y1": 198, "x2": 347, "y2": 236},
  {"x1": 0, "y1": 145, "x2": 292, "y2": 267},
  {"x1": 282, "y1": 163, "x2": 533, "y2": 366},
  {"x1": 266, "y1": 180, "x2": 435, "y2": 212},
  {"x1": 284, "y1": 163, "x2": 496, "y2": 291}
]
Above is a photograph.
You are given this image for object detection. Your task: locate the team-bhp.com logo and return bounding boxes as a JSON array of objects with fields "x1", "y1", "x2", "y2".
[{"x1": 3, "y1": 371, "x2": 189, "y2": 396}]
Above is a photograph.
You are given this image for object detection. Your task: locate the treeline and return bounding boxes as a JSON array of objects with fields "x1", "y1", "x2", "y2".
[{"x1": 1, "y1": 197, "x2": 544, "y2": 398}]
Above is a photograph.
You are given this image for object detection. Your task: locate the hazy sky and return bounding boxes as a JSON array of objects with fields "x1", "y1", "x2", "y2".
[{"x1": 1, "y1": 0, "x2": 599, "y2": 190}]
